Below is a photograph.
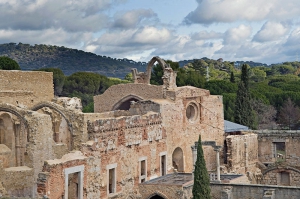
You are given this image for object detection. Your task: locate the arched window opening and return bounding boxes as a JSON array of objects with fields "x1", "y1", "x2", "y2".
[
  {"x1": 115, "y1": 98, "x2": 139, "y2": 110},
  {"x1": 172, "y1": 147, "x2": 184, "y2": 172},
  {"x1": 149, "y1": 195, "x2": 165, "y2": 199}
]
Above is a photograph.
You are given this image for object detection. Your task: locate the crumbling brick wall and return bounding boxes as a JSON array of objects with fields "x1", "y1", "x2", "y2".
[{"x1": 85, "y1": 111, "x2": 166, "y2": 199}]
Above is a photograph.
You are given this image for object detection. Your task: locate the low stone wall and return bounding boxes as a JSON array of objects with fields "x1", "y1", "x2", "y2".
[
  {"x1": 2, "y1": 166, "x2": 35, "y2": 198},
  {"x1": 211, "y1": 182, "x2": 300, "y2": 199}
]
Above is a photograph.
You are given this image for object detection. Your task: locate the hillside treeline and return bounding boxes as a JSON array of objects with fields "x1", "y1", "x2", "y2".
[
  {"x1": 0, "y1": 42, "x2": 146, "y2": 78},
  {"x1": 37, "y1": 68, "x2": 131, "y2": 112}
]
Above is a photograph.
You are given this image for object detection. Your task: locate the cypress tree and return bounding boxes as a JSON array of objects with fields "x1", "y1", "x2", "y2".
[
  {"x1": 230, "y1": 71, "x2": 235, "y2": 83},
  {"x1": 192, "y1": 135, "x2": 211, "y2": 199},
  {"x1": 234, "y1": 64, "x2": 255, "y2": 129}
]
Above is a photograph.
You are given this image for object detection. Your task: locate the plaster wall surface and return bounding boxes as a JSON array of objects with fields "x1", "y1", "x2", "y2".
[{"x1": 0, "y1": 70, "x2": 54, "y2": 107}]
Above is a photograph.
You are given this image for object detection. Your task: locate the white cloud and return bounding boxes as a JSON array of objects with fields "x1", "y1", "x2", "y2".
[
  {"x1": 0, "y1": 28, "x2": 92, "y2": 48},
  {"x1": 86, "y1": 26, "x2": 173, "y2": 58},
  {"x1": 223, "y1": 25, "x2": 252, "y2": 45},
  {"x1": 184, "y1": 0, "x2": 300, "y2": 25},
  {"x1": 112, "y1": 9, "x2": 158, "y2": 29},
  {"x1": 0, "y1": 0, "x2": 116, "y2": 32},
  {"x1": 253, "y1": 21, "x2": 290, "y2": 42},
  {"x1": 191, "y1": 30, "x2": 223, "y2": 40}
]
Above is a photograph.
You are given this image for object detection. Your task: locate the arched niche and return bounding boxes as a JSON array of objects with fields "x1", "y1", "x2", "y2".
[
  {"x1": 0, "y1": 112, "x2": 26, "y2": 168},
  {"x1": 112, "y1": 95, "x2": 143, "y2": 111},
  {"x1": 35, "y1": 106, "x2": 73, "y2": 151},
  {"x1": 172, "y1": 147, "x2": 184, "y2": 172}
]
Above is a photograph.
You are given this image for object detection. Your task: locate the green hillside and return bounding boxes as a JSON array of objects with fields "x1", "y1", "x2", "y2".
[{"x1": 0, "y1": 43, "x2": 147, "y2": 78}]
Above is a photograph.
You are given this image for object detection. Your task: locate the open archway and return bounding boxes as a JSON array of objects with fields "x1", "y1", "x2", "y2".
[
  {"x1": 172, "y1": 147, "x2": 184, "y2": 172},
  {"x1": 149, "y1": 195, "x2": 165, "y2": 199},
  {"x1": 112, "y1": 95, "x2": 143, "y2": 111},
  {"x1": 146, "y1": 192, "x2": 168, "y2": 199}
]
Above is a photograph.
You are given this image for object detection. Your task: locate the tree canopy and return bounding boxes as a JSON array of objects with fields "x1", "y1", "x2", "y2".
[{"x1": 0, "y1": 56, "x2": 20, "y2": 70}]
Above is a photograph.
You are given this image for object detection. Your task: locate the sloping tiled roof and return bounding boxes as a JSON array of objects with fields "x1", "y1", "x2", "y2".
[{"x1": 224, "y1": 120, "x2": 249, "y2": 132}]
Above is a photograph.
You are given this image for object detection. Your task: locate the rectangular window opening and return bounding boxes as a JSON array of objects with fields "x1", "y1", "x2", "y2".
[
  {"x1": 273, "y1": 142, "x2": 286, "y2": 162},
  {"x1": 108, "y1": 168, "x2": 116, "y2": 194},
  {"x1": 139, "y1": 157, "x2": 147, "y2": 183},
  {"x1": 161, "y1": 155, "x2": 166, "y2": 176},
  {"x1": 64, "y1": 165, "x2": 84, "y2": 199}
]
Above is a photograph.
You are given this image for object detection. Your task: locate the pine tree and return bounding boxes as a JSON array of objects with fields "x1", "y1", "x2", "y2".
[
  {"x1": 234, "y1": 64, "x2": 256, "y2": 129},
  {"x1": 192, "y1": 135, "x2": 211, "y2": 199}
]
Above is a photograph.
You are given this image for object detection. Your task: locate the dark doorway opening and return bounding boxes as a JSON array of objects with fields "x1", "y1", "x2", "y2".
[{"x1": 149, "y1": 195, "x2": 164, "y2": 199}]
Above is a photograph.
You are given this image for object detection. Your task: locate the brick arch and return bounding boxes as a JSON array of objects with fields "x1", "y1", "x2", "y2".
[
  {"x1": 145, "y1": 191, "x2": 169, "y2": 199},
  {"x1": 263, "y1": 166, "x2": 300, "y2": 176},
  {"x1": 112, "y1": 94, "x2": 144, "y2": 111},
  {"x1": 31, "y1": 101, "x2": 73, "y2": 135}
]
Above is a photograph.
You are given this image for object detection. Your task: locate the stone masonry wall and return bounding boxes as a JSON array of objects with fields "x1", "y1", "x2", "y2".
[
  {"x1": 159, "y1": 92, "x2": 224, "y2": 173},
  {"x1": 94, "y1": 83, "x2": 164, "y2": 113},
  {"x1": 0, "y1": 103, "x2": 55, "y2": 197},
  {"x1": 226, "y1": 133, "x2": 258, "y2": 174},
  {"x1": 211, "y1": 182, "x2": 300, "y2": 199},
  {"x1": 0, "y1": 70, "x2": 54, "y2": 107},
  {"x1": 37, "y1": 151, "x2": 88, "y2": 199},
  {"x1": 84, "y1": 112, "x2": 166, "y2": 199},
  {"x1": 257, "y1": 130, "x2": 300, "y2": 166},
  {"x1": 263, "y1": 168, "x2": 300, "y2": 186}
]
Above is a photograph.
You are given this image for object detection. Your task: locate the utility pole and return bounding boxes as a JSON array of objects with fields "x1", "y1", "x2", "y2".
[{"x1": 206, "y1": 65, "x2": 210, "y2": 82}]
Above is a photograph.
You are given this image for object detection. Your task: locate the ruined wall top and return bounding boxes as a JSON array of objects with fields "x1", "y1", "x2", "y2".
[
  {"x1": 254, "y1": 130, "x2": 300, "y2": 138},
  {"x1": 0, "y1": 70, "x2": 54, "y2": 108},
  {"x1": 132, "y1": 56, "x2": 177, "y2": 90}
]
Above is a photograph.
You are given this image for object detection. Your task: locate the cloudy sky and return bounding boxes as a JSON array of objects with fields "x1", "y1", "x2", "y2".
[{"x1": 1, "y1": 0, "x2": 300, "y2": 64}]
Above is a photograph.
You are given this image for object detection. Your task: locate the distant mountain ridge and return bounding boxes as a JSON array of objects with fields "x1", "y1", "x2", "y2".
[
  {"x1": 0, "y1": 43, "x2": 147, "y2": 78},
  {"x1": 0, "y1": 43, "x2": 269, "y2": 78}
]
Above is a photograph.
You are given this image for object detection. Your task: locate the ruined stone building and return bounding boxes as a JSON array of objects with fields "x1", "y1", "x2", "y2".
[{"x1": 0, "y1": 56, "x2": 300, "y2": 199}]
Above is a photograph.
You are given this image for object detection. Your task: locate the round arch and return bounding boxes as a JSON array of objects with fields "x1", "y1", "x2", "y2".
[
  {"x1": 146, "y1": 192, "x2": 168, "y2": 199},
  {"x1": 172, "y1": 147, "x2": 184, "y2": 172},
  {"x1": 112, "y1": 94, "x2": 143, "y2": 111},
  {"x1": 31, "y1": 101, "x2": 73, "y2": 135}
]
